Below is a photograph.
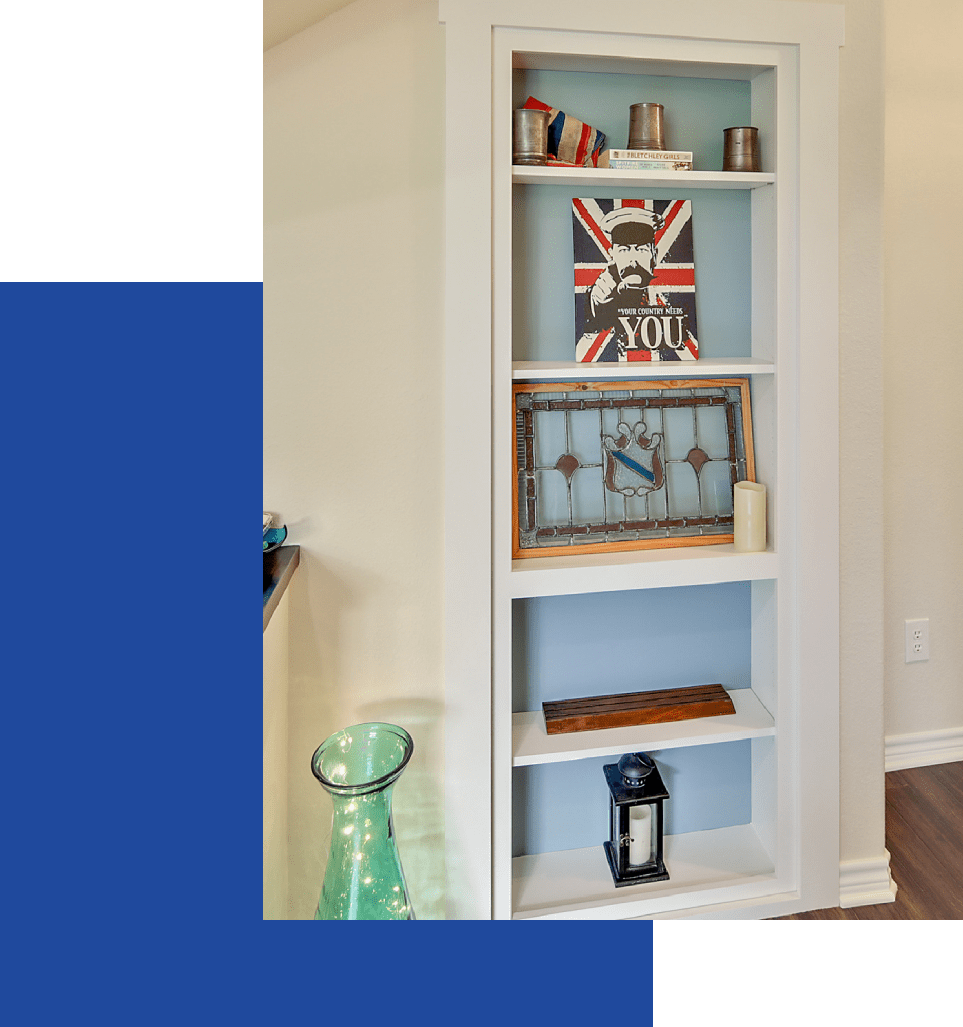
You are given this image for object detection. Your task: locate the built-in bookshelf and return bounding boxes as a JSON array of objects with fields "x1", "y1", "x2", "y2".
[{"x1": 441, "y1": 0, "x2": 843, "y2": 921}]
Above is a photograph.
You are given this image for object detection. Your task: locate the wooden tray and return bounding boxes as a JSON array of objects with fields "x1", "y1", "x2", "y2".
[{"x1": 542, "y1": 684, "x2": 736, "y2": 735}]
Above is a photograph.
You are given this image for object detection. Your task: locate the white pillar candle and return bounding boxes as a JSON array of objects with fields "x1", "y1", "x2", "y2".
[
  {"x1": 629, "y1": 805, "x2": 652, "y2": 865},
  {"x1": 733, "y1": 480, "x2": 767, "y2": 552}
]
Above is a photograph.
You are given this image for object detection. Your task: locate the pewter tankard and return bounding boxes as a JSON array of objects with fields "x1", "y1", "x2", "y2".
[
  {"x1": 627, "y1": 102, "x2": 665, "y2": 150},
  {"x1": 723, "y1": 126, "x2": 761, "y2": 171},
  {"x1": 513, "y1": 108, "x2": 550, "y2": 165}
]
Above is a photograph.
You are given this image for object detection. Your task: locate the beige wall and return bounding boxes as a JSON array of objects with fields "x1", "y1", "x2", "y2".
[
  {"x1": 826, "y1": 0, "x2": 888, "y2": 874},
  {"x1": 263, "y1": 588, "x2": 290, "y2": 918},
  {"x1": 882, "y1": 0, "x2": 963, "y2": 742},
  {"x1": 264, "y1": 0, "x2": 960, "y2": 918},
  {"x1": 264, "y1": 0, "x2": 447, "y2": 918}
]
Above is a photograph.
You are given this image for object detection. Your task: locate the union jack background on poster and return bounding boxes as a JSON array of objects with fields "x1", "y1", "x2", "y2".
[{"x1": 573, "y1": 197, "x2": 700, "y2": 363}]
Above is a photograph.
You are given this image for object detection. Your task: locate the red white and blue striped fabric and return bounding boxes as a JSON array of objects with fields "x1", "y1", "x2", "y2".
[{"x1": 523, "y1": 96, "x2": 607, "y2": 167}]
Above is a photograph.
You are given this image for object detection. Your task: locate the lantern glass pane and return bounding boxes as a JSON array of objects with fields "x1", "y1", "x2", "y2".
[{"x1": 628, "y1": 802, "x2": 655, "y2": 866}]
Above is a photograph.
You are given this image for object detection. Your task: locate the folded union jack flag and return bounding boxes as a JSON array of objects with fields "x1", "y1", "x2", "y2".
[{"x1": 522, "y1": 96, "x2": 606, "y2": 167}]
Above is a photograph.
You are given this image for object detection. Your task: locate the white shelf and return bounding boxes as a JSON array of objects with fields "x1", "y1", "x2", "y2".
[
  {"x1": 511, "y1": 49, "x2": 775, "y2": 82},
  {"x1": 513, "y1": 688, "x2": 775, "y2": 766},
  {"x1": 512, "y1": 357, "x2": 775, "y2": 380},
  {"x1": 510, "y1": 545, "x2": 778, "y2": 598},
  {"x1": 512, "y1": 824, "x2": 777, "y2": 920},
  {"x1": 512, "y1": 165, "x2": 775, "y2": 190}
]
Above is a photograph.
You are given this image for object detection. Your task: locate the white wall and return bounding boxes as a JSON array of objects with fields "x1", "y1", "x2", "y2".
[
  {"x1": 264, "y1": 0, "x2": 447, "y2": 918},
  {"x1": 882, "y1": 0, "x2": 963, "y2": 757},
  {"x1": 265, "y1": 0, "x2": 963, "y2": 917}
]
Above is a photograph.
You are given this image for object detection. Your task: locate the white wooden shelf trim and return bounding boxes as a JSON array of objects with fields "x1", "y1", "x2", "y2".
[
  {"x1": 512, "y1": 824, "x2": 777, "y2": 920},
  {"x1": 509, "y1": 546, "x2": 778, "y2": 598},
  {"x1": 512, "y1": 357, "x2": 775, "y2": 380},
  {"x1": 513, "y1": 688, "x2": 775, "y2": 766},
  {"x1": 512, "y1": 166, "x2": 775, "y2": 190}
]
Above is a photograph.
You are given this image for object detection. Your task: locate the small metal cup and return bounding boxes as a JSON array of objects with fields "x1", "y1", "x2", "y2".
[
  {"x1": 627, "y1": 103, "x2": 665, "y2": 150},
  {"x1": 513, "y1": 108, "x2": 550, "y2": 165},
  {"x1": 723, "y1": 126, "x2": 761, "y2": 172}
]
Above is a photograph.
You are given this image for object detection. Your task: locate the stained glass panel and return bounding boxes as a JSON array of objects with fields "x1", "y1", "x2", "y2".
[{"x1": 513, "y1": 378, "x2": 755, "y2": 556}]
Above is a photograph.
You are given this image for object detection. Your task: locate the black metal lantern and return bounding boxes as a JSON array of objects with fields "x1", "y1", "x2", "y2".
[{"x1": 603, "y1": 752, "x2": 670, "y2": 886}]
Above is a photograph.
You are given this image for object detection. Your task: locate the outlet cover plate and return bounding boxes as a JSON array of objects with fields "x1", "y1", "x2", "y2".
[{"x1": 905, "y1": 618, "x2": 929, "y2": 662}]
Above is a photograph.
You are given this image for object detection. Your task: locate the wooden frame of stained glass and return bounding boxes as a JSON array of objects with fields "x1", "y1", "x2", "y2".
[{"x1": 512, "y1": 378, "x2": 755, "y2": 558}]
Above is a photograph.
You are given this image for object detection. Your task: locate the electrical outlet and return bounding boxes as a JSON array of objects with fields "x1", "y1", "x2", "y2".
[{"x1": 904, "y1": 618, "x2": 929, "y2": 663}]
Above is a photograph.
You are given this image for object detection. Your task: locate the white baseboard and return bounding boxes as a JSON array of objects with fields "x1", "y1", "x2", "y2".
[
  {"x1": 839, "y1": 850, "x2": 897, "y2": 909},
  {"x1": 885, "y1": 727, "x2": 963, "y2": 772}
]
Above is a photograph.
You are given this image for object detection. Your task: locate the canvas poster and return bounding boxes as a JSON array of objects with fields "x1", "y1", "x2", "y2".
[{"x1": 573, "y1": 198, "x2": 699, "y2": 362}]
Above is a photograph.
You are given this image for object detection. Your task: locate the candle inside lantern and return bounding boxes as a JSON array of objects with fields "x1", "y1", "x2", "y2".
[
  {"x1": 733, "y1": 480, "x2": 766, "y2": 552},
  {"x1": 629, "y1": 805, "x2": 652, "y2": 865}
]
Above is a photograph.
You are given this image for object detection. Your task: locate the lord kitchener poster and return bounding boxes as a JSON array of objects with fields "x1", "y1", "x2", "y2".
[{"x1": 573, "y1": 198, "x2": 700, "y2": 362}]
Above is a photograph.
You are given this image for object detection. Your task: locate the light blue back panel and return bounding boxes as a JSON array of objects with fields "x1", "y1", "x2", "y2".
[
  {"x1": 512, "y1": 70, "x2": 752, "y2": 169},
  {"x1": 508, "y1": 71, "x2": 757, "y2": 864},
  {"x1": 512, "y1": 740, "x2": 752, "y2": 856},
  {"x1": 514, "y1": 186, "x2": 750, "y2": 362},
  {"x1": 512, "y1": 582, "x2": 751, "y2": 712},
  {"x1": 511, "y1": 70, "x2": 753, "y2": 363}
]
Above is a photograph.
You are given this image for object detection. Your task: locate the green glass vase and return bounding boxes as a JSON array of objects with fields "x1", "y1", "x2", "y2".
[{"x1": 312, "y1": 722, "x2": 416, "y2": 920}]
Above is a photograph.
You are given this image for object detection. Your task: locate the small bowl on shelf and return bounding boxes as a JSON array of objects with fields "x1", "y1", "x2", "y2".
[{"x1": 263, "y1": 525, "x2": 288, "y2": 555}]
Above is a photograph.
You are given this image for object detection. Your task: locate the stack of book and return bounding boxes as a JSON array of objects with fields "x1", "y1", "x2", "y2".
[{"x1": 596, "y1": 148, "x2": 693, "y2": 170}]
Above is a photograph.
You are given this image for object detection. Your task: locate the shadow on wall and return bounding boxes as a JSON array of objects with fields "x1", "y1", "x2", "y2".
[
  {"x1": 286, "y1": 553, "x2": 344, "y2": 920},
  {"x1": 284, "y1": 553, "x2": 445, "y2": 918},
  {"x1": 354, "y1": 697, "x2": 446, "y2": 920}
]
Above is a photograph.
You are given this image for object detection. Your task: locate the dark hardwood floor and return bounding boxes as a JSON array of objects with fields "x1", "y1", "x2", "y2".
[{"x1": 772, "y1": 760, "x2": 963, "y2": 919}]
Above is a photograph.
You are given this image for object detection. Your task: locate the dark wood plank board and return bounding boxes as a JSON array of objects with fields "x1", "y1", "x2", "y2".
[{"x1": 542, "y1": 683, "x2": 735, "y2": 735}]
